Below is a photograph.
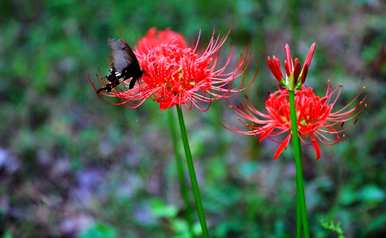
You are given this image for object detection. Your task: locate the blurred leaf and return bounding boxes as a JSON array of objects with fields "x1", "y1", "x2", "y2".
[
  {"x1": 320, "y1": 218, "x2": 345, "y2": 238},
  {"x1": 358, "y1": 185, "x2": 385, "y2": 203},
  {"x1": 365, "y1": 214, "x2": 386, "y2": 235},
  {"x1": 238, "y1": 161, "x2": 259, "y2": 178},
  {"x1": 339, "y1": 186, "x2": 357, "y2": 205},
  {"x1": 79, "y1": 223, "x2": 117, "y2": 238},
  {"x1": 340, "y1": 185, "x2": 385, "y2": 206},
  {"x1": 2, "y1": 231, "x2": 13, "y2": 238},
  {"x1": 149, "y1": 198, "x2": 178, "y2": 218}
]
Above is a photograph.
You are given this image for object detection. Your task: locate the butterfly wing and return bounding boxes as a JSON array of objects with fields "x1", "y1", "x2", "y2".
[
  {"x1": 109, "y1": 39, "x2": 132, "y2": 73},
  {"x1": 108, "y1": 39, "x2": 142, "y2": 90},
  {"x1": 124, "y1": 43, "x2": 141, "y2": 72}
]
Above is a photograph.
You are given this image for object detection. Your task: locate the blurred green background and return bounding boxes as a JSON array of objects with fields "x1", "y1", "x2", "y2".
[{"x1": 0, "y1": 0, "x2": 385, "y2": 237}]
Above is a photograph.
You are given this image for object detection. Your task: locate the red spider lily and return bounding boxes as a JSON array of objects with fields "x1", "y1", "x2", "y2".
[
  {"x1": 104, "y1": 28, "x2": 246, "y2": 110},
  {"x1": 267, "y1": 43, "x2": 316, "y2": 90},
  {"x1": 231, "y1": 85, "x2": 366, "y2": 160}
]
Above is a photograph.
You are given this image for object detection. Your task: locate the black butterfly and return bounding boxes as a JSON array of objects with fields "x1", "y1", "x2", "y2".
[{"x1": 96, "y1": 39, "x2": 143, "y2": 93}]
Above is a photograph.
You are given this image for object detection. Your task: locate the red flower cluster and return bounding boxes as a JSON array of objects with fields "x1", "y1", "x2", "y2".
[
  {"x1": 97, "y1": 32, "x2": 365, "y2": 160},
  {"x1": 107, "y1": 28, "x2": 245, "y2": 110},
  {"x1": 232, "y1": 85, "x2": 366, "y2": 160},
  {"x1": 231, "y1": 43, "x2": 366, "y2": 160}
]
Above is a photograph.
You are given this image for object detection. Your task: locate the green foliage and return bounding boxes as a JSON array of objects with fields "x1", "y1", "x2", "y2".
[
  {"x1": 79, "y1": 223, "x2": 117, "y2": 238},
  {"x1": 339, "y1": 184, "x2": 385, "y2": 206},
  {"x1": 149, "y1": 198, "x2": 202, "y2": 238},
  {"x1": 2, "y1": 231, "x2": 13, "y2": 238},
  {"x1": 320, "y1": 218, "x2": 345, "y2": 238},
  {"x1": 149, "y1": 198, "x2": 178, "y2": 218}
]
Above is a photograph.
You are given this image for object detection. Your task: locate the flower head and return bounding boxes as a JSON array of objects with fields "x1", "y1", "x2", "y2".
[
  {"x1": 231, "y1": 85, "x2": 366, "y2": 160},
  {"x1": 105, "y1": 28, "x2": 245, "y2": 110},
  {"x1": 267, "y1": 43, "x2": 316, "y2": 90}
]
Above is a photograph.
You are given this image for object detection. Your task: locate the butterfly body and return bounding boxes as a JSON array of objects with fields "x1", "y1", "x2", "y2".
[{"x1": 97, "y1": 39, "x2": 143, "y2": 93}]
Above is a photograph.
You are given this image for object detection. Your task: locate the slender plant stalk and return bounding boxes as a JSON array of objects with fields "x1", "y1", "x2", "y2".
[
  {"x1": 167, "y1": 109, "x2": 196, "y2": 238},
  {"x1": 176, "y1": 105, "x2": 209, "y2": 238},
  {"x1": 295, "y1": 147, "x2": 301, "y2": 238},
  {"x1": 296, "y1": 193, "x2": 301, "y2": 238},
  {"x1": 289, "y1": 90, "x2": 310, "y2": 238}
]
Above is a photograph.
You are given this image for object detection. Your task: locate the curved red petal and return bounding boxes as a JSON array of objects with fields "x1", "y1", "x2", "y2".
[
  {"x1": 273, "y1": 135, "x2": 291, "y2": 160},
  {"x1": 267, "y1": 56, "x2": 283, "y2": 82},
  {"x1": 310, "y1": 135, "x2": 321, "y2": 160}
]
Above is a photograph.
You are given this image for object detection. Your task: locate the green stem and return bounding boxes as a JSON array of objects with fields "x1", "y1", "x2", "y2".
[
  {"x1": 296, "y1": 192, "x2": 301, "y2": 238},
  {"x1": 289, "y1": 90, "x2": 310, "y2": 238},
  {"x1": 167, "y1": 109, "x2": 196, "y2": 238},
  {"x1": 176, "y1": 105, "x2": 210, "y2": 238}
]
